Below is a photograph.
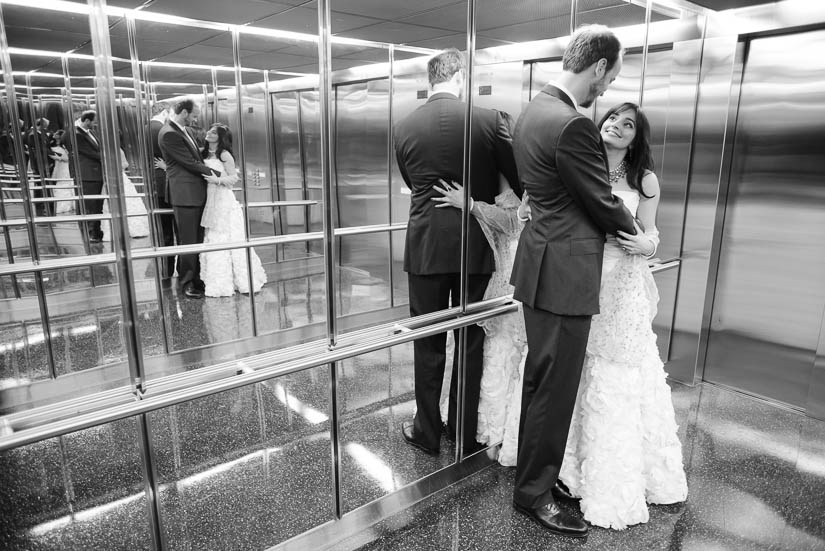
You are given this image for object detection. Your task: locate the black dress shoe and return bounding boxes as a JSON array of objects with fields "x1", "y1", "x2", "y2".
[
  {"x1": 552, "y1": 479, "x2": 578, "y2": 501},
  {"x1": 513, "y1": 500, "x2": 588, "y2": 538},
  {"x1": 183, "y1": 285, "x2": 204, "y2": 299},
  {"x1": 401, "y1": 421, "x2": 439, "y2": 455}
]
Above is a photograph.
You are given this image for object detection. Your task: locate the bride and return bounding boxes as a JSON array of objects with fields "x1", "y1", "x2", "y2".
[
  {"x1": 101, "y1": 148, "x2": 150, "y2": 239},
  {"x1": 199, "y1": 123, "x2": 266, "y2": 297},
  {"x1": 434, "y1": 102, "x2": 687, "y2": 530}
]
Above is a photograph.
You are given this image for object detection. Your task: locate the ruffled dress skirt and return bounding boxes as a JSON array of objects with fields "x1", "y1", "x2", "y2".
[
  {"x1": 200, "y1": 184, "x2": 266, "y2": 297},
  {"x1": 559, "y1": 245, "x2": 688, "y2": 530}
]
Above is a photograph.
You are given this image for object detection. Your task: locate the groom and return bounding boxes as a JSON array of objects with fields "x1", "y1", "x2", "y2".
[
  {"x1": 158, "y1": 98, "x2": 216, "y2": 299},
  {"x1": 509, "y1": 25, "x2": 637, "y2": 538}
]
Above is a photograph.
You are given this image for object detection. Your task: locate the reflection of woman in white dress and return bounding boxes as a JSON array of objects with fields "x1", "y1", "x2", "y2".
[
  {"x1": 432, "y1": 176, "x2": 527, "y2": 466},
  {"x1": 101, "y1": 149, "x2": 150, "y2": 239},
  {"x1": 49, "y1": 130, "x2": 75, "y2": 215},
  {"x1": 559, "y1": 102, "x2": 687, "y2": 530},
  {"x1": 199, "y1": 124, "x2": 266, "y2": 297}
]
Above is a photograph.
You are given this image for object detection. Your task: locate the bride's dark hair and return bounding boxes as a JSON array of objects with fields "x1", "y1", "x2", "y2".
[
  {"x1": 203, "y1": 123, "x2": 234, "y2": 160},
  {"x1": 597, "y1": 102, "x2": 654, "y2": 198}
]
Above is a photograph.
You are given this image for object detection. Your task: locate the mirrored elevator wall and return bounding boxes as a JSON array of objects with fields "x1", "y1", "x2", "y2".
[{"x1": 702, "y1": 28, "x2": 825, "y2": 418}]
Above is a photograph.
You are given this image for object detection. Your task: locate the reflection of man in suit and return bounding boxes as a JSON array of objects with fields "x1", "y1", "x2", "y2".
[
  {"x1": 393, "y1": 48, "x2": 520, "y2": 456},
  {"x1": 158, "y1": 98, "x2": 215, "y2": 299},
  {"x1": 509, "y1": 25, "x2": 637, "y2": 538},
  {"x1": 69, "y1": 110, "x2": 104, "y2": 242},
  {"x1": 27, "y1": 117, "x2": 53, "y2": 215},
  {"x1": 149, "y1": 101, "x2": 176, "y2": 279}
]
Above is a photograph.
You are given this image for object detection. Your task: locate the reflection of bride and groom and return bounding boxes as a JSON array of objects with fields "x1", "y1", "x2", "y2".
[
  {"x1": 395, "y1": 26, "x2": 687, "y2": 538},
  {"x1": 158, "y1": 99, "x2": 266, "y2": 299}
]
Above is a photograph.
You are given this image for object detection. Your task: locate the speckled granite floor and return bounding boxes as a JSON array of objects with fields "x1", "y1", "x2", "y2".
[{"x1": 332, "y1": 383, "x2": 825, "y2": 551}]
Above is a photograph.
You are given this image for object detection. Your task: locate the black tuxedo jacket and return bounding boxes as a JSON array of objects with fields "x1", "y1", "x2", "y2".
[
  {"x1": 26, "y1": 129, "x2": 52, "y2": 176},
  {"x1": 510, "y1": 85, "x2": 636, "y2": 315},
  {"x1": 149, "y1": 119, "x2": 168, "y2": 201},
  {"x1": 158, "y1": 121, "x2": 213, "y2": 207},
  {"x1": 69, "y1": 126, "x2": 103, "y2": 182},
  {"x1": 394, "y1": 92, "x2": 519, "y2": 275}
]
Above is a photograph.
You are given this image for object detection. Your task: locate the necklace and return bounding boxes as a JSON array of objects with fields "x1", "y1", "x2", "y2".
[{"x1": 608, "y1": 159, "x2": 628, "y2": 184}]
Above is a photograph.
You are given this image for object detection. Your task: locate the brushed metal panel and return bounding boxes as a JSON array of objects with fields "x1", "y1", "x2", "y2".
[
  {"x1": 238, "y1": 79, "x2": 272, "y2": 226},
  {"x1": 810, "y1": 307, "x2": 825, "y2": 421},
  {"x1": 652, "y1": 265, "x2": 678, "y2": 364},
  {"x1": 704, "y1": 30, "x2": 825, "y2": 409},
  {"x1": 668, "y1": 35, "x2": 737, "y2": 385},
  {"x1": 472, "y1": 60, "x2": 523, "y2": 120}
]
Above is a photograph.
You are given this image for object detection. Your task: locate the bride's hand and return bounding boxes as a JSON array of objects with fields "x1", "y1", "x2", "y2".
[
  {"x1": 517, "y1": 192, "x2": 531, "y2": 221},
  {"x1": 203, "y1": 173, "x2": 220, "y2": 185},
  {"x1": 431, "y1": 179, "x2": 465, "y2": 210}
]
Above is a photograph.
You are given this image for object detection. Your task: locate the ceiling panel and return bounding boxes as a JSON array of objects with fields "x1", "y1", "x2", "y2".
[
  {"x1": 253, "y1": 6, "x2": 383, "y2": 35},
  {"x1": 156, "y1": 43, "x2": 236, "y2": 66},
  {"x1": 325, "y1": 0, "x2": 464, "y2": 21},
  {"x1": 137, "y1": 0, "x2": 294, "y2": 24},
  {"x1": 688, "y1": 0, "x2": 774, "y2": 10},
  {"x1": 239, "y1": 51, "x2": 318, "y2": 71},
  {"x1": 478, "y1": 15, "x2": 571, "y2": 44},
  {"x1": 337, "y1": 20, "x2": 452, "y2": 44}
]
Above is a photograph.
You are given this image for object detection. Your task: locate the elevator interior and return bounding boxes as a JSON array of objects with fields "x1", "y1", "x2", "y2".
[{"x1": 1, "y1": 0, "x2": 824, "y2": 549}]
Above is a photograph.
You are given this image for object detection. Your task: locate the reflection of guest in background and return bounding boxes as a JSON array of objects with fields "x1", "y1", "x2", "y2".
[
  {"x1": 27, "y1": 117, "x2": 52, "y2": 215},
  {"x1": 68, "y1": 110, "x2": 104, "y2": 243},
  {"x1": 0, "y1": 119, "x2": 25, "y2": 171},
  {"x1": 158, "y1": 98, "x2": 217, "y2": 300},
  {"x1": 149, "y1": 101, "x2": 177, "y2": 278},
  {"x1": 50, "y1": 130, "x2": 75, "y2": 215},
  {"x1": 393, "y1": 48, "x2": 520, "y2": 457}
]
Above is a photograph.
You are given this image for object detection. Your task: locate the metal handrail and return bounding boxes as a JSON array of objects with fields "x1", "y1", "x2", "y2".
[{"x1": 0, "y1": 299, "x2": 519, "y2": 451}]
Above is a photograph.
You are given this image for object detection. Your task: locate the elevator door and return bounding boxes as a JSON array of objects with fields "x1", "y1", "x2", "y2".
[{"x1": 704, "y1": 30, "x2": 825, "y2": 410}]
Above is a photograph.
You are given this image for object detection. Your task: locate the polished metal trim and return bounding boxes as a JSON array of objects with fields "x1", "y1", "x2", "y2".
[
  {"x1": 650, "y1": 259, "x2": 680, "y2": 273},
  {"x1": 88, "y1": 0, "x2": 145, "y2": 389},
  {"x1": 0, "y1": 301, "x2": 517, "y2": 451},
  {"x1": 317, "y1": 0, "x2": 343, "y2": 521},
  {"x1": 695, "y1": 40, "x2": 745, "y2": 385},
  {"x1": 246, "y1": 200, "x2": 318, "y2": 208},
  {"x1": 333, "y1": 223, "x2": 407, "y2": 237},
  {"x1": 268, "y1": 449, "x2": 497, "y2": 551},
  {"x1": 0, "y1": 9, "x2": 57, "y2": 376}
]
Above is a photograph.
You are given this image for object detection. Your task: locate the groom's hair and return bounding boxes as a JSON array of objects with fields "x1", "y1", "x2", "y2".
[
  {"x1": 79, "y1": 110, "x2": 96, "y2": 123},
  {"x1": 428, "y1": 48, "x2": 465, "y2": 87},
  {"x1": 172, "y1": 99, "x2": 194, "y2": 115},
  {"x1": 563, "y1": 24, "x2": 623, "y2": 74}
]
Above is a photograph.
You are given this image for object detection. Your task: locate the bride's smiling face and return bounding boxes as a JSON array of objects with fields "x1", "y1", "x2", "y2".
[
  {"x1": 601, "y1": 109, "x2": 637, "y2": 150},
  {"x1": 205, "y1": 127, "x2": 219, "y2": 144}
]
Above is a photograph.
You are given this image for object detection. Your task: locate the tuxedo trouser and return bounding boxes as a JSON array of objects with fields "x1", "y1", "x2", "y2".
[
  {"x1": 156, "y1": 184, "x2": 177, "y2": 278},
  {"x1": 513, "y1": 304, "x2": 591, "y2": 509},
  {"x1": 408, "y1": 272, "x2": 490, "y2": 450},
  {"x1": 81, "y1": 179, "x2": 104, "y2": 239},
  {"x1": 173, "y1": 205, "x2": 205, "y2": 289}
]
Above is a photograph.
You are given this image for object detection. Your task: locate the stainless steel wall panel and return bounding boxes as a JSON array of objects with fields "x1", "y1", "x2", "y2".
[
  {"x1": 810, "y1": 308, "x2": 825, "y2": 421},
  {"x1": 652, "y1": 266, "x2": 678, "y2": 363},
  {"x1": 238, "y1": 80, "x2": 271, "y2": 226},
  {"x1": 668, "y1": 35, "x2": 738, "y2": 385},
  {"x1": 704, "y1": 30, "x2": 825, "y2": 410},
  {"x1": 472, "y1": 60, "x2": 523, "y2": 120}
]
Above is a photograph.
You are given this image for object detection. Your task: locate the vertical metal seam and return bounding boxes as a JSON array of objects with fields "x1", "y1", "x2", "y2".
[
  {"x1": 639, "y1": 0, "x2": 652, "y2": 106},
  {"x1": 0, "y1": 11, "x2": 58, "y2": 378},
  {"x1": 387, "y1": 45, "x2": 396, "y2": 309},
  {"x1": 316, "y1": 0, "x2": 342, "y2": 521},
  {"x1": 139, "y1": 62, "x2": 172, "y2": 358},
  {"x1": 231, "y1": 27, "x2": 258, "y2": 336},
  {"x1": 137, "y1": 414, "x2": 166, "y2": 551},
  {"x1": 87, "y1": 0, "x2": 145, "y2": 389},
  {"x1": 262, "y1": 71, "x2": 279, "y2": 245},
  {"x1": 570, "y1": 0, "x2": 578, "y2": 35},
  {"x1": 457, "y1": 0, "x2": 477, "y2": 461}
]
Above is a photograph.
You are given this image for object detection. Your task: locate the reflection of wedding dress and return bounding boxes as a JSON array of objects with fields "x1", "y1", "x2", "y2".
[
  {"x1": 50, "y1": 145, "x2": 74, "y2": 215},
  {"x1": 559, "y1": 189, "x2": 687, "y2": 530},
  {"x1": 101, "y1": 151, "x2": 150, "y2": 239},
  {"x1": 471, "y1": 189, "x2": 527, "y2": 467},
  {"x1": 200, "y1": 153, "x2": 266, "y2": 297}
]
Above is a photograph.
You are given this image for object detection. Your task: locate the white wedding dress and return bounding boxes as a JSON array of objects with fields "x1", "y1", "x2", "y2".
[
  {"x1": 199, "y1": 152, "x2": 266, "y2": 297},
  {"x1": 472, "y1": 189, "x2": 528, "y2": 466},
  {"x1": 50, "y1": 145, "x2": 74, "y2": 215},
  {"x1": 101, "y1": 151, "x2": 150, "y2": 239},
  {"x1": 559, "y1": 189, "x2": 688, "y2": 530}
]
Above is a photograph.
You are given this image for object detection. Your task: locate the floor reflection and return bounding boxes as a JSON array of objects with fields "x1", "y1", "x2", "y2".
[{"x1": 334, "y1": 383, "x2": 825, "y2": 551}]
